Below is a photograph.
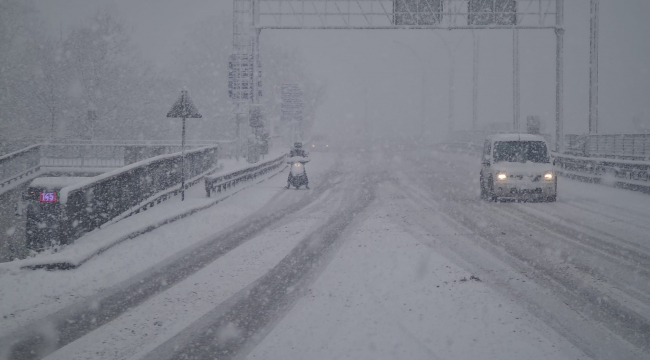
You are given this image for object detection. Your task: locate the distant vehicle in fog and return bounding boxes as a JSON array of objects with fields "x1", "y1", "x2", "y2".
[
  {"x1": 480, "y1": 134, "x2": 557, "y2": 202},
  {"x1": 308, "y1": 134, "x2": 330, "y2": 152}
]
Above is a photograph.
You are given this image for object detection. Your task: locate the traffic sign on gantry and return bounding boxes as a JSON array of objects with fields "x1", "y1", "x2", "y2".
[{"x1": 255, "y1": 0, "x2": 558, "y2": 29}]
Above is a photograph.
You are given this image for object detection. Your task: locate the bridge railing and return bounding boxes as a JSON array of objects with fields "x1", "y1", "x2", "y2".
[
  {"x1": 553, "y1": 153, "x2": 650, "y2": 194},
  {"x1": 0, "y1": 145, "x2": 42, "y2": 192},
  {"x1": 205, "y1": 154, "x2": 286, "y2": 197},
  {"x1": 0, "y1": 140, "x2": 236, "y2": 188},
  {"x1": 46, "y1": 139, "x2": 227, "y2": 146},
  {"x1": 565, "y1": 134, "x2": 650, "y2": 160},
  {"x1": 59, "y1": 145, "x2": 219, "y2": 243}
]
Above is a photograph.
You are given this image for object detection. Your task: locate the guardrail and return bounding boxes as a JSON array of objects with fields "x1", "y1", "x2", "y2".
[
  {"x1": 565, "y1": 134, "x2": 650, "y2": 160},
  {"x1": 205, "y1": 154, "x2": 287, "y2": 197},
  {"x1": 58, "y1": 146, "x2": 219, "y2": 243},
  {"x1": 46, "y1": 139, "x2": 230, "y2": 146},
  {"x1": 553, "y1": 153, "x2": 650, "y2": 194}
]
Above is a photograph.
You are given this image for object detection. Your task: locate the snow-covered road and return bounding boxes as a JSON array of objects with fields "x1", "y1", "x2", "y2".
[{"x1": 1, "y1": 147, "x2": 649, "y2": 360}]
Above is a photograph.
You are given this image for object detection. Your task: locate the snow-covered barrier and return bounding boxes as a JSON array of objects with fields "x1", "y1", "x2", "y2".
[
  {"x1": 553, "y1": 153, "x2": 650, "y2": 194},
  {"x1": 58, "y1": 145, "x2": 218, "y2": 243},
  {"x1": 205, "y1": 154, "x2": 286, "y2": 197},
  {"x1": 565, "y1": 133, "x2": 650, "y2": 160}
]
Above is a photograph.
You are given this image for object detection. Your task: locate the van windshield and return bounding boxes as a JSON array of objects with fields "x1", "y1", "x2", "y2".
[{"x1": 493, "y1": 141, "x2": 549, "y2": 163}]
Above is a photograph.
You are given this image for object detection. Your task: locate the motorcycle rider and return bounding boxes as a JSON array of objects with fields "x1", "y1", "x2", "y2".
[{"x1": 286, "y1": 142, "x2": 309, "y2": 189}]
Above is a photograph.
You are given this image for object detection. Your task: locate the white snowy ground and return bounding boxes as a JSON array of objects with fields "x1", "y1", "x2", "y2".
[
  {"x1": 44, "y1": 183, "x2": 343, "y2": 360},
  {"x1": 247, "y1": 182, "x2": 586, "y2": 360},
  {"x1": 2, "y1": 147, "x2": 649, "y2": 360},
  {"x1": 0, "y1": 152, "x2": 334, "y2": 340}
]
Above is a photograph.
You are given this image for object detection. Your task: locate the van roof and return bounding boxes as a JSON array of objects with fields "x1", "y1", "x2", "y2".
[
  {"x1": 29, "y1": 177, "x2": 92, "y2": 190},
  {"x1": 486, "y1": 133, "x2": 547, "y2": 142}
]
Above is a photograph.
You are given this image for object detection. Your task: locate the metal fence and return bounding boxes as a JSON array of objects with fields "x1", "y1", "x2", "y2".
[
  {"x1": 565, "y1": 134, "x2": 650, "y2": 160},
  {"x1": 59, "y1": 146, "x2": 219, "y2": 244},
  {"x1": 205, "y1": 154, "x2": 286, "y2": 197}
]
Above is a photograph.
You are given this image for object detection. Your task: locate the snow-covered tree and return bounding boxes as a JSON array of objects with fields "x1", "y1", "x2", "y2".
[
  {"x1": 0, "y1": 0, "x2": 43, "y2": 151},
  {"x1": 170, "y1": 13, "x2": 234, "y2": 140}
]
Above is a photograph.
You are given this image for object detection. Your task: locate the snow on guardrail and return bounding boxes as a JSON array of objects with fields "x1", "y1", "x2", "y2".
[
  {"x1": 205, "y1": 154, "x2": 287, "y2": 197},
  {"x1": 552, "y1": 152, "x2": 650, "y2": 194}
]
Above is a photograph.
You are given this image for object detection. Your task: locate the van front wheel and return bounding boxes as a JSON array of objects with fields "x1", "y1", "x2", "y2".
[
  {"x1": 487, "y1": 177, "x2": 497, "y2": 202},
  {"x1": 480, "y1": 174, "x2": 487, "y2": 199}
]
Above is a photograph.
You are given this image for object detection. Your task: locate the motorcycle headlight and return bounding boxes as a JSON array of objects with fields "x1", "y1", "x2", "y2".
[
  {"x1": 497, "y1": 172, "x2": 507, "y2": 181},
  {"x1": 294, "y1": 163, "x2": 301, "y2": 167},
  {"x1": 544, "y1": 171, "x2": 553, "y2": 180}
]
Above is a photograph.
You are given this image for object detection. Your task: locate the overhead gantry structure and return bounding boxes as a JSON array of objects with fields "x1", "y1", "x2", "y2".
[{"x1": 230, "y1": 0, "x2": 566, "y2": 152}]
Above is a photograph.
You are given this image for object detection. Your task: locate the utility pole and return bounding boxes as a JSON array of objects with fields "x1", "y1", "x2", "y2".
[{"x1": 589, "y1": 0, "x2": 600, "y2": 134}]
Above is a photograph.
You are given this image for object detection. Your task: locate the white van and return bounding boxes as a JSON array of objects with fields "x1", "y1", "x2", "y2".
[{"x1": 480, "y1": 134, "x2": 557, "y2": 202}]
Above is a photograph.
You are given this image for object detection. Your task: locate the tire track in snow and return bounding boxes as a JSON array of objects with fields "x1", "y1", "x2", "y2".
[
  {"x1": 1, "y1": 167, "x2": 344, "y2": 360},
  {"x1": 139, "y1": 169, "x2": 383, "y2": 360},
  {"x1": 398, "y1": 152, "x2": 650, "y2": 359}
]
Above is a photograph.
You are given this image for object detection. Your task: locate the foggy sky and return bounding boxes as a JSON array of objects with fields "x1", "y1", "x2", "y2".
[{"x1": 35, "y1": 0, "x2": 650, "y2": 139}]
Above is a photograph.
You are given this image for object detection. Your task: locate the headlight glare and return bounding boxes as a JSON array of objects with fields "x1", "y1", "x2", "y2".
[
  {"x1": 544, "y1": 172, "x2": 553, "y2": 180},
  {"x1": 497, "y1": 172, "x2": 507, "y2": 181},
  {"x1": 294, "y1": 163, "x2": 301, "y2": 167}
]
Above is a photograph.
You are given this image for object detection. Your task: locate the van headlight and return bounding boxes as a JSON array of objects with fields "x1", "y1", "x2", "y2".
[
  {"x1": 544, "y1": 171, "x2": 553, "y2": 180},
  {"x1": 497, "y1": 172, "x2": 507, "y2": 181}
]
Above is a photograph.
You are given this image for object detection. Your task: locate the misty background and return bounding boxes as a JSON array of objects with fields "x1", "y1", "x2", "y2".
[{"x1": 2, "y1": 0, "x2": 649, "y2": 152}]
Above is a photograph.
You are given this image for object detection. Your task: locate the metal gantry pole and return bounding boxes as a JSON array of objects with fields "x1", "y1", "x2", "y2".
[
  {"x1": 250, "y1": 0, "x2": 261, "y2": 162},
  {"x1": 555, "y1": 0, "x2": 565, "y2": 153},
  {"x1": 448, "y1": 54, "x2": 455, "y2": 132},
  {"x1": 513, "y1": 28, "x2": 520, "y2": 131},
  {"x1": 392, "y1": 41, "x2": 426, "y2": 135},
  {"x1": 472, "y1": 31, "x2": 479, "y2": 131},
  {"x1": 252, "y1": 0, "x2": 260, "y2": 107},
  {"x1": 181, "y1": 116, "x2": 186, "y2": 201},
  {"x1": 589, "y1": 0, "x2": 600, "y2": 134}
]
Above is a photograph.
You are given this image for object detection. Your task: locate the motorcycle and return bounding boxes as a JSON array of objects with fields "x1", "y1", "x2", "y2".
[{"x1": 286, "y1": 158, "x2": 310, "y2": 190}]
